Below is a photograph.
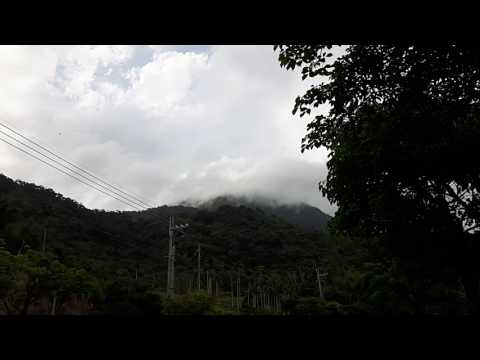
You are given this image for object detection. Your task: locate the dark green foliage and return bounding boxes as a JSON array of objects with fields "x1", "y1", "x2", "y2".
[
  {"x1": 97, "y1": 280, "x2": 163, "y2": 315},
  {"x1": 0, "y1": 174, "x2": 330, "y2": 282},
  {"x1": 286, "y1": 298, "x2": 343, "y2": 315},
  {"x1": 0, "y1": 173, "x2": 335, "y2": 314},
  {"x1": 0, "y1": 171, "x2": 471, "y2": 314},
  {"x1": 276, "y1": 45, "x2": 480, "y2": 311},
  {"x1": 0, "y1": 244, "x2": 99, "y2": 315},
  {"x1": 162, "y1": 292, "x2": 215, "y2": 315}
]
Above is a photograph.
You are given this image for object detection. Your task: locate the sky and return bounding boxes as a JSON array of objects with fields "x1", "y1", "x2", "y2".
[{"x1": 0, "y1": 45, "x2": 336, "y2": 215}]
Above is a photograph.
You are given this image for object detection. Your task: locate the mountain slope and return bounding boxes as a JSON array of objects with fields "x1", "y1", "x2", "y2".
[
  {"x1": 190, "y1": 195, "x2": 332, "y2": 233},
  {"x1": 0, "y1": 174, "x2": 331, "y2": 292}
]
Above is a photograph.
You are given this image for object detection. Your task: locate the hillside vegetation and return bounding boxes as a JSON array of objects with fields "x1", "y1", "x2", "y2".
[{"x1": 0, "y1": 174, "x2": 469, "y2": 315}]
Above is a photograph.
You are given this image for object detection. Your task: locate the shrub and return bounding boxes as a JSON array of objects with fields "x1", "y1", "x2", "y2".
[
  {"x1": 162, "y1": 291, "x2": 215, "y2": 315},
  {"x1": 288, "y1": 297, "x2": 343, "y2": 315}
]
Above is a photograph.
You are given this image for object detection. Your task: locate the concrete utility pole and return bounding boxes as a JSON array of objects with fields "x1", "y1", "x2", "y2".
[
  {"x1": 167, "y1": 216, "x2": 175, "y2": 298},
  {"x1": 166, "y1": 216, "x2": 189, "y2": 298}
]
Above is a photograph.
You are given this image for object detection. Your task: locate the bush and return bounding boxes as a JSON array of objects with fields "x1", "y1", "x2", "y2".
[
  {"x1": 288, "y1": 297, "x2": 344, "y2": 315},
  {"x1": 338, "y1": 303, "x2": 371, "y2": 315},
  {"x1": 162, "y1": 291, "x2": 215, "y2": 315},
  {"x1": 239, "y1": 303, "x2": 278, "y2": 315},
  {"x1": 96, "y1": 280, "x2": 163, "y2": 315}
]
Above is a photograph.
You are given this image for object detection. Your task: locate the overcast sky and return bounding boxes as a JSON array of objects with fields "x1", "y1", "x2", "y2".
[{"x1": 0, "y1": 45, "x2": 336, "y2": 215}]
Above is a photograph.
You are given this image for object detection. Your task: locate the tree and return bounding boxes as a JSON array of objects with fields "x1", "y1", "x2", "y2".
[
  {"x1": 0, "y1": 244, "x2": 100, "y2": 315},
  {"x1": 275, "y1": 45, "x2": 480, "y2": 312}
]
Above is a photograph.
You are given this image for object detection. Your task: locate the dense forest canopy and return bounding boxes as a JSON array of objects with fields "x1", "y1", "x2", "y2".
[
  {"x1": 0, "y1": 173, "x2": 344, "y2": 314},
  {"x1": 0, "y1": 170, "x2": 471, "y2": 315}
]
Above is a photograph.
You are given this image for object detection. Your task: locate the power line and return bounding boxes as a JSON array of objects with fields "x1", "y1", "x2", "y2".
[
  {"x1": 0, "y1": 120, "x2": 154, "y2": 208},
  {"x1": 0, "y1": 128, "x2": 148, "y2": 210},
  {"x1": 0, "y1": 120, "x2": 153, "y2": 208},
  {"x1": 0, "y1": 136, "x2": 144, "y2": 211}
]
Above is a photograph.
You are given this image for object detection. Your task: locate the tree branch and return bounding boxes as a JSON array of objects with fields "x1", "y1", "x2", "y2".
[
  {"x1": 464, "y1": 223, "x2": 480, "y2": 233},
  {"x1": 445, "y1": 182, "x2": 470, "y2": 208}
]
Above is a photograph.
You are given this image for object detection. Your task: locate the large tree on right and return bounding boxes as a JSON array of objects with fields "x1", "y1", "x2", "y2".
[{"x1": 276, "y1": 45, "x2": 480, "y2": 312}]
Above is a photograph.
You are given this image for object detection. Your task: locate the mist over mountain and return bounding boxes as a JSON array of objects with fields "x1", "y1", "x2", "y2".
[{"x1": 181, "y1": 195, "x2": 332, "y2": 233}]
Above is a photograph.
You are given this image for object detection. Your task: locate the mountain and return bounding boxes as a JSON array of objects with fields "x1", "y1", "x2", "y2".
[
  {"x1": 186, "y1": 195, "x2": 332, "y2": 234},
  {"x1": 0, "y1": 174, "x2": 332, "y2": 288}
]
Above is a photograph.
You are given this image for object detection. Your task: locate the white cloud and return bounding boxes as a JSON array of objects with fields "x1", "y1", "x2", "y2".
[
  {"x1": 0, "y1": 45, "x2": 335, "y2": 215},
  {"x1": 126, "y1": 51, "x2": 209, "y2": 117}
]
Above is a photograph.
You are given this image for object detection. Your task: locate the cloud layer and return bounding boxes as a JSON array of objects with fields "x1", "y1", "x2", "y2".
[{"x1": 0, "y1": 45, "x2": 335, "y2": 214}]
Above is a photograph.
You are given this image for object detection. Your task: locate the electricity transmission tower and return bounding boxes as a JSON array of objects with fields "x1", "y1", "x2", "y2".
[{"x1": 166, "y1": 215, "x2": 189, "y2": 298}]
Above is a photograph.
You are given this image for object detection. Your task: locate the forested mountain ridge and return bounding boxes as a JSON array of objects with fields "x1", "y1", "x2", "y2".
[
  {"x1": 0, "y1": 173, "x2": 469, "y2": 315},
  {"x1": 0, "y1": 173, "x2": 330, "y2": 289},
  {"x1": 182, "y1": 195, "x2": 332, "y2": 233}
]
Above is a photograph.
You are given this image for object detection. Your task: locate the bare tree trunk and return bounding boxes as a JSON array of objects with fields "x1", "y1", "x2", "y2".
[
  {"x1": 236, "y1": 277, "x2": 240, "y2": 311},
  {"x1": 197, "y1": 243, "x2": 201, "y2": 291},
  {"x1": 51, "y1": 292, "x2": 57, "y2": 315},
  {"x1": 206, "y1": 270, "x2": 209, "y2": 294},
  {"x1": 42, "y1": 228, "x2": 47, "y2": 252},
  {"x1": 230, "y1": 276, "x2": 234, "y2": 309},
  {"x1": 17, "y1": 239, "x2": 25, "y2": 255}
]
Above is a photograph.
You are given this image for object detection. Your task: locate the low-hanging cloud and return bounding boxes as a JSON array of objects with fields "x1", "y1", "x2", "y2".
[{"x1": 0, "y1": 45, "x2": 336, "y2": 215}]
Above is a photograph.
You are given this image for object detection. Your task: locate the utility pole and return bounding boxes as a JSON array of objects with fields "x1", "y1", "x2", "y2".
[
  {"x1": 171, "y1": 244, "x2": 175, "y2": 294},
  {"x1": 167, "y1": 216, "x2": 173, "y2": 297},
  {"x1": 166, "y1": 216, "x2": 189, "y2": 298}
]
